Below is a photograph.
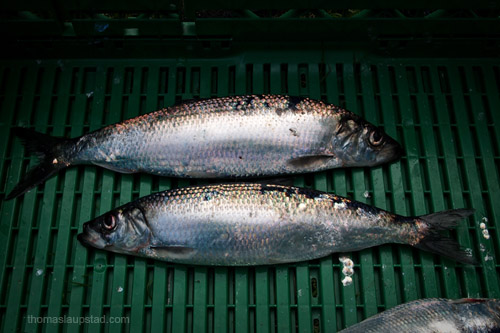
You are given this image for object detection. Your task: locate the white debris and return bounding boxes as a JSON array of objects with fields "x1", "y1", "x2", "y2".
[
  {"x1": 464, "y1": 248, "x2": 473, "y2": 256},
  {"x1": 86, "y1": 91, "x2": 94, "y2": 98},
  {"x1": 35, "y1": 269, "x2": 43, "y2": 276},
  {"x1": 298, "y1": 203, "x2": 307, "y2": 211},
  {"x1": 339, "y1": 257, "x2": 354, "y2": 267},
  {"x1": 52, "y1": 158, "x2": 58, "y2": 164},
  {"x1": 482, "y1": 217, "x2": 488, "y2": 223},
  {"x1": 342, "y1": 266, "x2": 354, "y2": 276},
  {"x1": 480, "y1": 223, "x2": 486, "y2": 230},
  {"x1": 480, "y1": 244, "x2": 486, "y2": 252},
  {"x1": 342, "y1": 276, "x2": 353, "y2": 286},
  {"x1": 482, "y1": 229, "x2": 490, "y2": 240},
  {"x1": 484, "y1": 255, "x2": 494, "y2": 262},
  {"x1": 363, "y1": 191, "x2": 370, "y2": 198},
  {"x1": 339, "y1": 256, "x2": 355, "y2": 287},
  {"x1": 117, "y1": 286, "x2": 124, "y2": 293},
  {"x1": 334, "y1": 202, "x2": 346, "y2": 210}
]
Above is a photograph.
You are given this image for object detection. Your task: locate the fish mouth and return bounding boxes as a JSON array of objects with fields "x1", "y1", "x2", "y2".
[
  {"x1": 77, "y1": 223, "x2": 107, "y2": 249},
  {"x1": 376, "y1": 138, "x2": 403, "y2": 165},
  {"x1": 387, "y1": 141, "x2": 404, "y2": 163}
]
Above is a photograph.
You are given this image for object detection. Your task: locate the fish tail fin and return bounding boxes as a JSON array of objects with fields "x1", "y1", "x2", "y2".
[
  {"x1": 5, "y1": 127, "x2": 74, "y2": 200},
  {"x1": 414, "y1": 209, "x2": 478, "y2": 265}
]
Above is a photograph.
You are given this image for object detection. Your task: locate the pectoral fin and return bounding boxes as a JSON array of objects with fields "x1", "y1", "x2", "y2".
[
  {"x1": 287, "y1": 154, "x2": 336, "y2": 169},
  {"x1": 149, "y1": 245, "x2": 196, "y2": 260},
  {"x1": 92, "y1": 161, "x2": 136, "y2": 174}
]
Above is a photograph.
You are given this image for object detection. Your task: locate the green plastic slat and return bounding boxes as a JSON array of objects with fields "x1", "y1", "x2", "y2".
[
  {"x1": 482, "y1": 65, "x2": 500, "y2": 249},
  {"x1": 413, "y1": 65, "x2": 460, "y2": 299},
  {"x1": 192, "y1": 67, "x2": 212, "y2": 333},
  {"x1": 130, "y1": 67, "x2": 150, "y2": 333},
  {"x1": 213, "y1": 64, "x2": 229, "y2": 333},
  {"x1": 345, "y1": 62, "x2": 379, "y2": 319},
  {"x1": 308, "y1": 61, "x2": 337, "y2": 330},
  {"x1": 24, "y1": 65, "x2": 59, "y2": 331},
  {"x1": 3, "y1": 66, "x2": 39, "y2": 332},
  {"x1": 269, "y1": 62, "x2": 292, "y2": 333},
  {"x1": 41, "y1": 66, "x2": 80, "y2": 332},
  {"x1": 251, "y1": 63, "x2": 271, "y2": 333},
  {"x1": 360, "y1": 63, "x2": 398, "y2": 311},
  {"x1": 193, "y1": 267, "x2": 208, "y2": 332},
  {"x1": 0, "y1": 69, "x2": 21, "y2": 197},
  {"x1": 56, "y1": 85, "x2": 88, "y2": 331},
  {"x1": 331, "y1": 63, "x2": 358, "y2": 330},
  {"x1": 296, "y1": 261, "x2": 313, "y2": 333},
  {"x1": 363, "y1": 64, "x2": 398, "y2": 311},
  {"x1": 428, "y1": 65, "x2": 480, "y2": 296},
  {"x1": 255, "y1": 267, "x2": 270, "y2": 333},
  {"x1": 458, "y1": 66, "x2": 500, "y2": 297},
  {"x1": 275, "y1": 266, "x2": 291, "y2": 332},
  {"x1": 234, "y1": 269, "x2": 249, "y2": 333},
  {"x1": 332, "y1": 169, "x2": 357, "y2": 329},
  {"x1": 151, "y1": 63, "x2": 171, "y2": 330},
  {"x1": 87, "y1": 66, "x2": 115, "y2": 333},
  {"x1": 214, "y1": 268, "x2": 229, "y2": 333},
  {"x1": 232, "y1": 61, "x2": 249, "y2": 333},
  {"x1": 394, "y1": 65, "x2": 439, "y2": 297},
  {"x1": 286, "y1": 63, "x2": 312, "y2": 333},
  {"x1": 66, "y1": 66, "x2": 104, "y2": 332},
  {"x1": 447, "y1": 66, "x2": 497, "y2": 294},
  {"x1": 108, "y1": 66, "x2": 129, "y2": 332},
  {"x1": 318, "y1": 60, "x2": 341, "y2": 333},
  {"x1": 378, "y1": 65, "x2": 419, "y2": 303},
  {"x1": 172, "y1": 267, "x2": 188, "y2": 332}
]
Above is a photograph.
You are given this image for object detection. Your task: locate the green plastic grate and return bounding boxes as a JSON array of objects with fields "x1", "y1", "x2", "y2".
[{"x1": 0, "y1": 53, "x2": 499, "y2": 332}]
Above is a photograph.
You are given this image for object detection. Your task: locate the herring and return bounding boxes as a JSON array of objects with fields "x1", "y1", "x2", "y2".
[
  {"x1": 77, "y1": 183, "x2": 476, "y2": 266},
  {"x1": 6, "y1": 95, "x2": 401, "y2": 199},
  {"x1": 339, "y1": 298, "x2": 500, "y2": 332}
]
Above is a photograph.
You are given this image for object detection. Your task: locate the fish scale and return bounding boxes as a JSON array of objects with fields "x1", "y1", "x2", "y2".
[
  {"x1": 76, "y1": 95, "x2": 338, "y2": 177},
  {"x1": 78, "y1": 183, "x2": 477, "y2": 266}
]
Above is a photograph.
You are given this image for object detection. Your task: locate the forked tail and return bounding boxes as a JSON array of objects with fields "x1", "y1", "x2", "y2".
[
  {"x1": 415, "y1": 209, "x2": 477, "y2": 265},
  {"x1": 5, "y1": 127, "x2": 75, "y2": 200}
]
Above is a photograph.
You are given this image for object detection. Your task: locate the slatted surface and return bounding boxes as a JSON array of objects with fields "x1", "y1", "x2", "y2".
[{"x1": 0, "y1": 55, "x2": 499, "y2": 332}]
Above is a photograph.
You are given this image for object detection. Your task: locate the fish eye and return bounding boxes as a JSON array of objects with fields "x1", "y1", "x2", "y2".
[
  {"x1": 368, "y1": 131, "x2": 384, "y2": 147},
  {"x1": 103, "y1": 214, "x2": 116, "y2": 230}
]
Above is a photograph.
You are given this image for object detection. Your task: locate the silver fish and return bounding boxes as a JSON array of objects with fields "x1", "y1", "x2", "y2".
[
  {"x1": 77, "y1": 183, "x2": 476, "y2": 266},
  {"x1": 6, "y1": 95, "x2": 401, "y2": 199},
  {"x1": 340, "y1": 298, "x2": 500, "y2": 332}
]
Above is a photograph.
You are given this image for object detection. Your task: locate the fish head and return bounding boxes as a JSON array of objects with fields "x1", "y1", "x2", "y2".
[
  {"x1": 331, "y1": 114, "x2": 402, "y2": 167},
  {"x1": 77, "y1": 204, "x2": 150, "y2": 255}
]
